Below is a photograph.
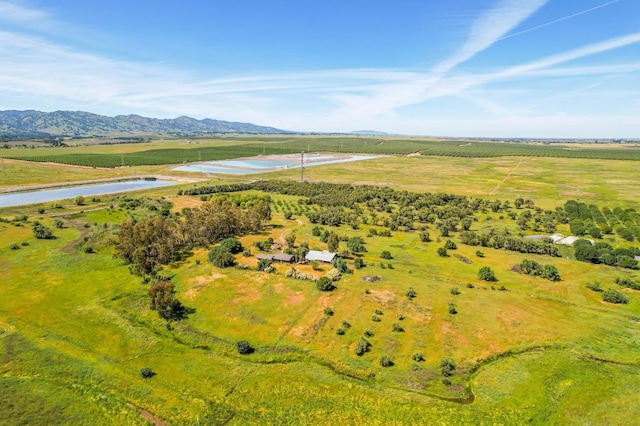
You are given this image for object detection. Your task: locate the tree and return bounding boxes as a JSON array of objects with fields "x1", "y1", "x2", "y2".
[
  {"x1": 74, "y1": 195, "x2": 85, "y2": 206},
  {"x1": 541, "y1": 264, "x2": 561, "y2": 281},
  {"x1": 285, "y1": 232, "x2": 296, "y2": 248},
  {"x1": 419, "y1": 231, "x2": 431, "y2": 242},
  {"x1": 208, "y1": 247, "x2": 236, "y2": 268},
  {"x1": 437, "y1": 247, "x2": 448, "y2": 257},
  {"x1": 478, "y1": 266, "x2": 496, "y2": 282},
  {"x1": 444, "y1": 240, "x2": 457, "y2": 250},
  {"x1": 148, "y1": 281, "x2": 188, "y2": 321},
  {"x1": 257, "y1": 258, "x2": 272, "y2": 271},
  {"x1": 316, "y1": 277, "x2": 336, "y2": 292},
  {"x1": 406, "y1": 287, "x2": 417, "y2": 300},
  {"x1": 347, "y1": 236, "x2": 366, "y2": 253},
  {"x1": 380, "y1": 250, "x2": 392, "y2": 259},
  {"x1": 354, "y1": 257, "x2": 365, "y2": 269},
  {"x1": 355, "y1": 337, "x2": 370, "y2": 356},
  {"x1": 219, "y1": 237, "x2": 243, "y2": 254},
  {"x1": 327, "y1": 232, "x2": 339, "y2": 252}
]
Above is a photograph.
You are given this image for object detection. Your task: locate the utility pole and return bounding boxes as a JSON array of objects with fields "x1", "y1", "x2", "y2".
[{"x1": 300, "y1": 151, "x2": 304, "y2": 182}]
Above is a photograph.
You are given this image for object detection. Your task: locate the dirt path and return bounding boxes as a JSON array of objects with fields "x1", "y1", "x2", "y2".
[{"x1": 488, "y1": 158, "x2": 523, "y2": 195}]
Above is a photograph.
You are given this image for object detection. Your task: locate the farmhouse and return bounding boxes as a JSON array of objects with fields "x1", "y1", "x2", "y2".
[
  {"x1": 305, "y1": 250, "x2": 337, "y2": 263},
  {"x1": 256, "y1": 253, "x2": 294, "y2": 263}
]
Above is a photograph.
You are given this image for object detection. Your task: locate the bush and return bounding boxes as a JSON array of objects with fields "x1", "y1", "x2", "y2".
[
  {"x1": 355, "y1": 337, "x2": 370, "y2": 356},
  {"x1": 585, "y1": 281, "x2": 603, "y2": 292},
  {"x1": 475, "y1": 250, "x2": 484, "y2": 257},
  {"x1": 9, "y1": 243, "x2": 19, "y2": 250},
  {"x1": 139, "y1": 367, "x2": 155, "y2": 379},
  {"x1": 379, "y1": 355, "x2": 393, "y2": 367},
  {"x1": 353, "y1": 257, "x2": 365, "y2": 269},
  {"x1": 236, "y1": 340, "x2": 254, "y2": 354},
  {"x1": 364, "y1": 330, "x2": 374, "y2": 338},
  {"x1": 32, "y1": 222, "x2": 55, "y2": 240},
  {"x1": 444, "y1": 240, "x2": 457, "y2": 250},
  {"x1": 412, "y1": 352, "x2": 425, "y2": 362},
  {"x1": 478, "y1": 266, "x2": 497, "y2": 282},
  {"x1": 323, "y1": 307, "x2": 334, "y2": 316},
  {"x1": 341, "y1": 320, "x2": 351, "y2": 329},
  {"x1": 375, "y1": 309, "x2": 383, "y2": 315},
  {"x1": 84, "y1": 246, "x2": 95, "y2": 253},
  {"x1": 466, "y1": 283, "x2": 475, "y2": 289},
  {"x1": 450, "y1": 287, "x2": 460, "y2": 295},
  {"x1": 371, "y1": 315, "x2": 381, "y2": 322},
  {"x1": 602, "y1": 288, "x2": 628, "y2": 304},
  {"x1": 392, "y1": 323, "x2": 404, "y2": 332},
  {"x1": 419, "y1": 231, "x2": 431, "y2": 242},
  {"x1": 437, "y1": 247, "x2": 448, "y2": 257},
  {"x1": 406, "y1": 287, "x2": 417, "y2": 300},
  {"x1": 380, "y1": 250, "x2": 392, "y2": 259},
  {"x1": 336, "y1": 328, "x2": 345, "y2": 335},
  {"x1": 316, "y1": 276, "x2": 336, "y2": 292},
  {"x1": 448, "y1": 302, "x2": 457, "y2": 315},
  {"x1": 439, "y1": 358, "x2": 456, "y2": 376},
  {"x1": 257, "y1": 258, "x2": 272, "y2": 271}
]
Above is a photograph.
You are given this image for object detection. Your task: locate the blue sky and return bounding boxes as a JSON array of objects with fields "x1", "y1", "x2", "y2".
[{"x1": 0, "y1": 0, "x2": 638, "y2": 137}]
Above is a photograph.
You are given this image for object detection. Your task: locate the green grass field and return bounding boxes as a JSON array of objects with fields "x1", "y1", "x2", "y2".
[{"x1": 1, "y1": 137, "x2": 639, "y2": 425}]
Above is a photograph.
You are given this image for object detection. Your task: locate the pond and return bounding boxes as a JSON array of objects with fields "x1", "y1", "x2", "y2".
[
  {"x1": 173, "y1": 154, "x2": 379, "y2": 174},
  {"x1": 0, "y1": 179, "x2": 176, "y2": 208}
]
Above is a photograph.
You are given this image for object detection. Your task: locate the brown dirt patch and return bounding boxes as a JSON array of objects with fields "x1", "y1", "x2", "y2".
[
  {"x1": 368, "y1": 290, "x2": 396, "y2": 306},
  {"x1": 183, "y1": 272, "x2": 224, "y2": 301},
  {"x1": 171, "y1": 195, "x2": 203, "y2": 211},
  {"x1": 126, "y1": 403, "x2": 170, "y2": 426}
]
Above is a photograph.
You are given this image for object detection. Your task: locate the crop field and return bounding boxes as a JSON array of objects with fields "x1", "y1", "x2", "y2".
[{"x1": 1, "y1": 137, "x2": 639, "y2": 425}]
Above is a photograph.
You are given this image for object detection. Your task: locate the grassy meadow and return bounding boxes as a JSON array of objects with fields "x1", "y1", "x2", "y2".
[{"x1": 1, "y1": 137, "x2": 639, "y2": 425}]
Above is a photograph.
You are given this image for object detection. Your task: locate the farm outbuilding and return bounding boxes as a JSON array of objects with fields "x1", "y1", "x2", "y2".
[
  {"x1": 305, "y1": 250, "x2": 337, "y2": 263},
  {"x1": 256, "y1": 253, "x2": 294, "y2": 263}
]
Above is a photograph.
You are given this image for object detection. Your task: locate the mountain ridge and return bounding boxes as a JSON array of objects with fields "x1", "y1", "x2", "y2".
[{"x1": 0, "y1": 110, "x2": 291, "y2": 137}]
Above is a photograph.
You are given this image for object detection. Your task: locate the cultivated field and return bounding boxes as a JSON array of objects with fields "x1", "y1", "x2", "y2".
[{"x1": 1, "y1": 137, "x2": 639, "y2": 425}]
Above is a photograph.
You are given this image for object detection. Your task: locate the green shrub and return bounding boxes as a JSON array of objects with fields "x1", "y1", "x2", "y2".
[
  {"x1": 392, "y1": 323, "x2": 404, "y2": 332},
  {"x1": 32, "y1": 222, "x2": 54, "y2": 240},
  {"x1": 444, "y1": 240, "x2": 457, "y2": 250},
  {"x1": 478, "y1": 266, "x2": 497, "y2": 282},
  {"x1": 375, "y1": 309, "x2": 383, "y2": 315},
  {"x1": 585, "y1": 281, "x2": 603, "y2": 292},
  {"x1": 336, "y1": 328, "x2": 345, "y2": 335},
  {"x1": 316, "y1": 277, "x2": 336, "y2": 292},
  {"x1": 380, "y1": 250, "x2": 392, "y2": 259},
  {"x1": 450, "y1": 287, "x2": 460, "y2": 295},
  {"x1": 341, "y1": 320, "x2": 351, "y2": 329},
  {"x1": 439, "y1": 358, "x2": 456, "y2": 376},
  {"x1": 371, "y1": 315, "x2": 381, "y2": 322},
  {"x1": 412, "y1": 352, "x2": 425, "y2": 362},
  {"x1": 236, "y1": 340, "x2": 254, "y2": 354},
  {"x1": 475, "y1": 250, "x2": 484, "y2": 257},
  {"x1": 139, "y1": 367, "x2": 155, "y2": 378},
  {"x1": 9, "y1": 243, "x2": 20, "y2": 250},
  {"x1": 323, "y1": 307, "x2": 334, "y2": 316},
  {"x1": 448, "y1": 302, "x2": 457, "y2": 315},
  {"x1": 406, "y1": 287, "x2": 417, "y2": 300},
  {"x1": 355, "y1": 337, "x2": 370, "y2": 356},
  {"x1": 437, "y1": 247, "x2": 448, "y2": 257},
  {"x1": 220, "y1": 237, "x2": 244, "y2": 254},
  {"x1": 379, "y1": 355, "x2": 393, "y2": 367},
  {"x1": 602, "y1": 288, "x2": 629, "y2": 304},
  {"x1": 208, "y1": 247, "x2": 235, "y2": 268},
  {"x1": 364, "y1": 330, "x2": 374, "y2": 338},
  {"x1": 353, "y1": 257, "x2": 365, "y2": 269}
]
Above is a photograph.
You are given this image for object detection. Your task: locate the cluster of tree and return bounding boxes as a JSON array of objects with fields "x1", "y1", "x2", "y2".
[
  {"x1": 460, "y1": 230, "x2": 560, "y2": 257},
  {"x1": 574, "y1": 239, "x2": 639, "y2": 269},
  {"x1": 585, "y1": 280, "x2": 631, "y2": 304},
  {"x1": 565, "y1": 200, "x2": 640, "y2": 241},
  {"x1": 518, "y1": 259, "x2": 561, "y2": 281},
  {"x1": 115, "y1": 196, "x2": 271, "y2": 278}
]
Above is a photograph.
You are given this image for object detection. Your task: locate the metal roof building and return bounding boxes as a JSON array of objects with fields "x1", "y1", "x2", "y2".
[{"x1": 305, "y1": 250, "x2": 337, "y2": 263}]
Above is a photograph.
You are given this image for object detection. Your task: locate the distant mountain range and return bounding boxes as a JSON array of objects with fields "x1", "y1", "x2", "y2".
[{"x1": 0, "y1": 110, "x2": 290, "y2": 137}]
